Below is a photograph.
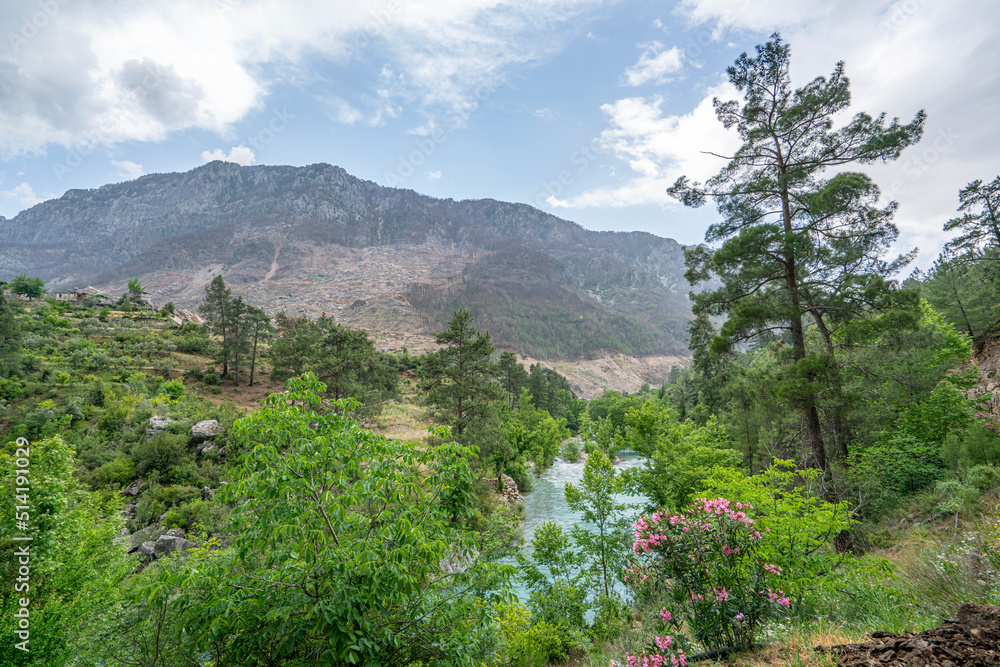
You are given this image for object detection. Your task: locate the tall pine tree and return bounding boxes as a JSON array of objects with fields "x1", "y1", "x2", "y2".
[{"x1": 670, "y1": 34, "x2": 924, "y2": 473}]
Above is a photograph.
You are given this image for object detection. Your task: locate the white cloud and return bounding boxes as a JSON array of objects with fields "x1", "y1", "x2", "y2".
[
  {"x1": 0, "y1": 0, "x2": 607, "y2": 157},
  {"x1": 549, "y1": 81, "x2": 741, "y2": 209},
  {"x1": 200, "y1": 145, "x2": 256, "y2": 166},
  {"x1": 426, "y1": 170, "x2": 441, "y2": 180},
  {"x1": 622, "y1": 42, "x2": 684, "y2": 86},
  {"x1": 534, "y1": 107, "x2": 555, "y2": 120},
  {"x1": 112, "y1": 160, "x2": 144, "y2": 179},
  {"x1": 2, "y1": 182, "x2": 49, "y2": 208}
]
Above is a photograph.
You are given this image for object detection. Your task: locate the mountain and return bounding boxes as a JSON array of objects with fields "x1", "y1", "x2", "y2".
[{"x1": 0, "y1": 161, "x2": 692, "y2": 361}]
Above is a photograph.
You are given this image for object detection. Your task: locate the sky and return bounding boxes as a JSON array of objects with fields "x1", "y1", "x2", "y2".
[{"x1": 0, "y1": 0, "x2": 997, "y2": 270}]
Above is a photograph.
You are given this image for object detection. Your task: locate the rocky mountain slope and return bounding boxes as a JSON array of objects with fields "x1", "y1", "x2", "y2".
[{"x1": 0, "y1": 161, "x2": 692, "y2": 365}]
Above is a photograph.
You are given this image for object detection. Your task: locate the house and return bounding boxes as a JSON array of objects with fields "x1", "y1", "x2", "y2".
[{"x1": 53, "y1": 289, "x2": 89, "y2": 306}]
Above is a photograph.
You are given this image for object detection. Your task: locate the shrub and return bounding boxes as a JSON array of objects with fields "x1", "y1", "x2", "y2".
[
  {"x1": 561, "y1": 438, "x2": 582, "y2": 462},
  {"x1": 504, "y1": 461, "x2": 534, "y2": 493},
  {"x1": 92, "y1": 457, "x2": 136, "y2": 488},
  {"x1": 202, "y1": 372, "x2": 220, "y2": 386},
  {"x1": 131, "y1": 434, "x2": 186, "y2": 478},
  {"x1": 159, "y1": 379, "x2": 186, "y2": 402},
  {"x1": 966, "y1": 464, "x2": 1000, "y2": 492},
  {"x1": 626, "y1": 497, "x2": 790, "y2": 652}
]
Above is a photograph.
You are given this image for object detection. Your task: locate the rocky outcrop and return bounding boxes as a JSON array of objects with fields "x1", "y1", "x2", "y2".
[
  {"x1": 483, "y1": 474, "x2": 524, "y2": 504},
  {"x1": 189, "y1": 419, "x2": 223, "y2": 445},
  {"x1": 828, "y1": 603, "x2": 1000, "y2": 666},
  {"x1": 146, "y1": 416, "x2": 173, "y2": 438}
]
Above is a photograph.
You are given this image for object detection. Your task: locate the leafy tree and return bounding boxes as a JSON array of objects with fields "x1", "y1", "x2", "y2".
[
  {"x1": 146, "y1": 374, "x2": 509, "y2": 666},
  {"x1": 245, "y1": 305, "x2": 273, "y2": 386},
  {"x1": 313, "y1": 316, "x2": 397, "y2": 405},
  {"x1": 127, "y1": 277, "x2": 144, "y2": 299},
  {"x1": 268, "y1": 311, "x2": 321, "y2": 381},
  {"x1": 10, "y1": 274, "x2": 45, "y2": 300},
  {"x1": 0, "y1": 436, "x2": 132, "y2": 666},
  {"x1": 422, "y1": 309, "x2": 503, "y2": 439},
  {"x1": 670, "y1": 34, "x2": 924, "y2": 473},
  {"x1": 943, "y1": 176, "x2": 1000, "y2": 255},
  {"x1": 623, "y1": 402, "x2": 741, "y2": 510},
  {"x1": 516, "y1": 521, "x2": 588, "y2": 631},
  {"x1": 564, "y1": 450, "x2": 632, "y2": 599}
]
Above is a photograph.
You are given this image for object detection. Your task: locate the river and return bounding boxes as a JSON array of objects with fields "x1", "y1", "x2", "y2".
[{"x1": 509, "y1": 451, "x2": 647, "y2": 604}]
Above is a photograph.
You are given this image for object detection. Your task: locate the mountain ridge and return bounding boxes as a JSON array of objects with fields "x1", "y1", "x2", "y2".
[{"x1": 0, "y1": 161, "x2": 693, "y2": 362}]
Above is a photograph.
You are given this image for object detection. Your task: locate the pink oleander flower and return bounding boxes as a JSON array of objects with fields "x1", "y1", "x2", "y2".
[
  {"x1": 660, "y1": 607, "x2": 672, "y2": 622},
  {"x1": 715, "y1": 587, "x2": 729, "y2": 602}
]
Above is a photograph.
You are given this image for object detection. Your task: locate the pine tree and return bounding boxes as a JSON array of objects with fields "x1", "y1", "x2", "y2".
[
  {"x1": 198, "y1": 275, "x2": 233, "y2": 378},
  {"x1": 943, "y1": 176, "x2": 1000, "y2": 255},
  {"x1": 669, "y1": 34, "x2": 924, "y2": 473},
  {"x1": 422, "y1": 309, "x2": 502, "y2": 439}
]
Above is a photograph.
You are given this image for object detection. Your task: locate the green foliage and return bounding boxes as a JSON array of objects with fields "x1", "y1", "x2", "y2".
[
  {"x1": 942, "y1": 175, "x2": 1000, "y2": 256},
  {"x1": 131, "y1": 433, "x2": 186, "y2": 479},
  {"x1": 624, "y1": 403, "x2": 741, "y2": 510},
  {"x1": 564, "y1": 450, "x2": 632, "y2": 600},
  {"x1": 700, "y1": 461, "x2": 865, "y2": 601},
  {"x1": 145, "y1": 373, "x2": 509, "y2": 666},
  {"x1": 91, "y1": 456, "x2": 137, "y2": 488},
  {"x1": 965, "y1": 464, "x2": 1000, "y2": 492},
  {"x1": 517, "y1": 521, "x2": 588, "y2": 631},
  {"x1": 0, "y1": 437, "x2": 132, "y2": 666},
  {"x1": 422, "y1": 309, "x2": 503, "y2": 438},
  {"x1": 158, "y1": 379, "x2": 185, "y2": 401},
  {"x1": 10, "y1": 274, "x2": 46, "y2": 300}
]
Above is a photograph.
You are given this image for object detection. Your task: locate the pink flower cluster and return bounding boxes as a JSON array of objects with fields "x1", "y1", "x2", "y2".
[
  {"x1": 763, "y1": 588, "x2": 791, "y2": 607},
  {"x1": 660, "y1": 607, "x2": 672, "y2": 622},
  {"x1": 763, "y1": 563, "x2": 782, "y2": 575},
  {"x1": 626, "y1": 642, "x2": 687, "y2": 667}
]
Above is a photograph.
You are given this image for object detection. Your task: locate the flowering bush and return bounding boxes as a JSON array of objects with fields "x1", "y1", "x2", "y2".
[{"x1": 625, "y1": 497, "x2": 789, "y2": 658}]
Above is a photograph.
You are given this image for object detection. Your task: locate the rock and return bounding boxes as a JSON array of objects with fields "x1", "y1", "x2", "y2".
[
  {"x1": 189, "y1": 419, "x2": 223, "y2": 445},
  {"x1": 827, "y1": 603, "x2": 1000, "y2": 666},
  {"x1": 196, "y1": 443, "x2": 217, "y2": 456},
  {"x1": 146, "y1": 416, "x2": 172, "y2": 438},
  {"x1": 202, "y1": 486, "x2": 215, "y2": 500},
  {"x1": 137, "y1": 541, "x2": 156, "y2": 560},
  {"x1": 112, "y1": 536, "x2": 130, "y2": 548},
  {"x1": 153, "y1": 535, "x2": 188, "y2": 556},
  {"x1": 122, "y1": 479, "x2": 144, "y2": 497},
  {"x1": 163, "y1": 528, "x2": 186, "y2": 538}
]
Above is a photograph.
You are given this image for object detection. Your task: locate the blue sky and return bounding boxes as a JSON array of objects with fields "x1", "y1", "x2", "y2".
[{"x1": 1, "y1": 0, "x2": 998, "y2": 269}]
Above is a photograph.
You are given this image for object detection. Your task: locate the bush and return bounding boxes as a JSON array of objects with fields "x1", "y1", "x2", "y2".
[
  {"x1": 561, "y1": 438, "x2": 581, "y2": 462},
  {"x1": 159, "y1": 379, "x2": 186, "y2": 401},
  {"x1": 627, "y1": 497, "x2": 790, "y2": 652},
  {"x1": 504, "y1": 461, "x2": 534, "y2": 493},
  {"x1": 966, "y1": 464, "x2": 1000, "y2": 492},
  {"x1": 92, "y1": 457, "x2": 136, "y2": 488},
  {"x1": 131, "y1": 434, "x2": 186, "y2": 479},
  {"x1": 202, "y1": 372, "x2": 220, "y2": 386}
]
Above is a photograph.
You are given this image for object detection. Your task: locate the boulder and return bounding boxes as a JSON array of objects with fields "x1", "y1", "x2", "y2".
[
  {"x1": 137, "y1": 541, "x2": 156, "y2": 560},
  {"x1": 146, "y1": 416, "x2": 172, "y2": 438},
  {"x1": 122, "y1": 479, "x2": 144, "y2": 497},
  {"x1": 153, "y1": 535, "x2": 188, "y2": 556},
  {"x1": 202, "y1": 486, "x2": 215, "y2": 501},
  {"x1": 163, "y1": 528, "x2": 186, "y2": 538},
  {"x1": 190, "y1": 419, "x2": 223, "y2": 445}
]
